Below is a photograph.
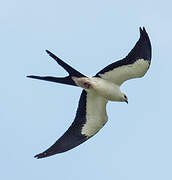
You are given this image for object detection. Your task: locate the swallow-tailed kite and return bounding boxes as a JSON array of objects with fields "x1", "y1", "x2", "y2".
[{"x1": 27, "y1": 27, "x2": 152, "y2": 159}]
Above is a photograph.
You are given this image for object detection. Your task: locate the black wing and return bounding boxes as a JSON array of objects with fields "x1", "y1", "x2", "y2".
[
  {"x1": 34, "y1": 90, "x2": 108, "y2": 159},
  {"x1": 34, "y1": 91, "x2": 88, "y2": 158},
  {"x1": 95, "y1": 27, "x2": 152, "y2": 85}
]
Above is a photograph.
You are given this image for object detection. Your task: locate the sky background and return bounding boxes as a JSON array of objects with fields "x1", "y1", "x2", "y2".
[{"x1": 1, "y1": 0, "x2": 171, "y2": 179}]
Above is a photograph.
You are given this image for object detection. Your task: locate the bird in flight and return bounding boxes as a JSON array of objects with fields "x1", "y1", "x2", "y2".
[{"x1": 27, "y1": 27, "x2": 151, "y2": 159}]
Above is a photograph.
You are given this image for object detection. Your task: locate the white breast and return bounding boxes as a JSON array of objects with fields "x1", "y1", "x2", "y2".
[{"x1": 89, "y1": 78, "x2": 123, "y2": 101}]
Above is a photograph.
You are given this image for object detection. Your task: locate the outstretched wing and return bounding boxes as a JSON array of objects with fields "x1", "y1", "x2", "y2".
[
  {"x1": 95, "y1": 27, "x2": 152, "y2": 85},
  {"x1": 34, "y1": 90, "x2": 108, "y2": 159}
]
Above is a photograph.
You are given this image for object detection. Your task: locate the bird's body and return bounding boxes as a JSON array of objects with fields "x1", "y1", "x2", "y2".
[
  {"x1": 73, "y1": 77, "x2": 123, "y2": 101},
  {"x1": 27, "y1": 27, "x2": 152, "y2": 159}
]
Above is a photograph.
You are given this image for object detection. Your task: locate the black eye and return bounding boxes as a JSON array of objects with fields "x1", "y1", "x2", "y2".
[{"x1": 124, "y1": 95, "x2": 127, "y2": 99}]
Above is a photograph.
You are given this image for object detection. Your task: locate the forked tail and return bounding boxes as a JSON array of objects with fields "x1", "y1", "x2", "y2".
[{"x1": 27, "y1": 50, "x2": 86, "y2": 86}]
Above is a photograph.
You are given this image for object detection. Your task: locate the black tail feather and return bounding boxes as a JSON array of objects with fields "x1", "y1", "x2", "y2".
[
  {"x1": 27, "y1": 50, "x2": 86, "y2": 86},
  {"x1": 46, "y1": 50, "x2": 85, "y2": 78},
  {"x1": 27, "y1": 75, "x2": 77, "y2": 86}
]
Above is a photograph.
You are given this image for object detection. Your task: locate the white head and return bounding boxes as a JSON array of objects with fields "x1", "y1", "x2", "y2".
[{"x1": 121, "y1": 92, "x2": 128, "y2": 104}]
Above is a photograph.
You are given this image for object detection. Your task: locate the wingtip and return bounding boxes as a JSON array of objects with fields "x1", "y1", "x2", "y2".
[
  {"x1": 138, "y1": 26, "x2": 151, "y2": 61},
  {"x1": 46, "y1": 49, "x2": 50, "y2": 54},
  {"x1": 34, "y1": 154, "x2": 40, "y2": 159},
  {"x1": 125, "y1": 26, "x2": 151, "y2": 62},
  {"x1": 139, "y1": 27, "x2": 143, "y2": 33},
  {"x1": 46, "y1": 49, "x2": 54, "y2": 57},
  {"x1": 139, "y1": 26, "x2": 148, "y2": 36},
  {"x1": 139, "y1": 27, "x2": 151, "y2": 44},
  {"x1": 34, "y1": 152, "x2": 48, "y2": 159},
  {"x1": 139, "y1": 26, "x2": 146, "y2": 34},
  {"x1": 143, "y1": 26, "x2": 147, "y2": 33}
]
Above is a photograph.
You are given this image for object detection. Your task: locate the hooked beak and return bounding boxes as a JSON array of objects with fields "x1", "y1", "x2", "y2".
[{"x1": 125, "y1": 99, "x2": 128, "y2": 104}]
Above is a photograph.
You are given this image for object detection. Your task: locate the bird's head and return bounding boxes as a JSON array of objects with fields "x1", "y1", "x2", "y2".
[{"x1": 122, "y1": 93, "x2": 128, "y2": 104}]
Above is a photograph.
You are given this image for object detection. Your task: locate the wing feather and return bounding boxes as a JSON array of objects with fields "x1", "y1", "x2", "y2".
[
  {"x1": 95, "y1": 27, "x2": 152, "y2": 85},
  {"x1": 34, "y1": 90, "x2": 108, "y2": 159}
]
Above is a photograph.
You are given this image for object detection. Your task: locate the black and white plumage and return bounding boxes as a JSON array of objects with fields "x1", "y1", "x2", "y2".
[{"x1": 27, "y1": 27, "x2": 151, "y2": 159}]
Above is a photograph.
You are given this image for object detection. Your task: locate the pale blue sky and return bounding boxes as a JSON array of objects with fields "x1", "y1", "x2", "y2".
[{"x1": 1, "y1": 0, "x2": 171, "y2": 179}]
